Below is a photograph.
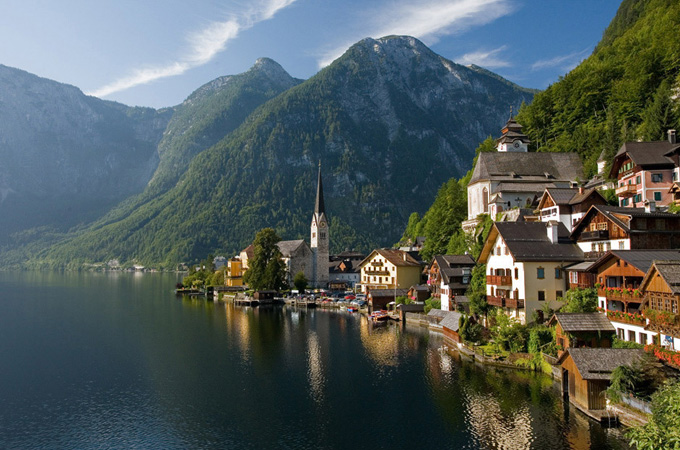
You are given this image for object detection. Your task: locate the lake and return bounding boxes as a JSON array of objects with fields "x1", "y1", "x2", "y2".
[{"x1": 0, "y1": 271, "x2": 630, "y2": 449}]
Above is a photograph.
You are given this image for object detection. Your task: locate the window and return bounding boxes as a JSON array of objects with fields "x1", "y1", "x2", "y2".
[
  {"x1": 537, "y1": 267, "x2": 544, "y2": 279},
  {"x1": 505, "y1": 247, "x2": 509, "y2": 255},
  {"x1": 538, "y1": 290, "x2": 545, "y2": 301},
  {"x1": 514, "y1": 268, "x2": 519, "y2": 279},
  {"x1": 654, "y1": 192, "x2": 662, "y2": 201},
  {"x1": 652, "y1": 173, "x2": 663, "y2": 183},
  {"x1": 628, "y1": 330, "x2": 636, "y2": 342},
  {"x1": 636, "y1": 175, "x2": 641, "y2": 184},
  {"x1": 555, "y1": 268, "x2": 562, "y2": 279},
  {"x1": 496, "y1": 247, "x2": 501, "y2": 256},
  {"x1": 619, "y1": 241, "x2": 625, "y2": 250},
  {"x1": 556, "y1": 290, "x2": 563, "y2": 299},
  {"x1": 569, "y1": 272, "x2": 578, "y2": 284}
]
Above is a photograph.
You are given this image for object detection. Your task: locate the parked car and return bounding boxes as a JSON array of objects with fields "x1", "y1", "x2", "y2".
[{"x1": 344, "y1": 294, "x2": 356, "y2": 300}]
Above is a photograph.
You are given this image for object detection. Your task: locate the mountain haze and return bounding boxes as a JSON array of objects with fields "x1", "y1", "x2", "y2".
[
  {"x1": 0, "y1": 64, "x2": 172, "y2": 247},
  {"x1": 34, "y1": 36, "x2": 534, "y2": 268}
]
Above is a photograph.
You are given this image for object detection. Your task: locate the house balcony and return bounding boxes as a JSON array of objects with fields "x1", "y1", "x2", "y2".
[
  {"x1": 580, "y1": 230, "x2": 609, "y2": 241},
  {"x1": 598, "y1": 287, "x2": 643, "y2": 303},
  {"x1": 487, "y1": 295, "x2": 525, "y2": 309},
  {"x1": 486, "y1": 275, "x2": 512, "y2": 286},
  {"x1": 364, "y1": 269, "x2": 390, "y2": 276},
  {"x1": 615, "y1": 184, "x2": 638, "y2": 198},
  {"x1": 606, "y1": 310, "x2": 647, "y2": 327}
]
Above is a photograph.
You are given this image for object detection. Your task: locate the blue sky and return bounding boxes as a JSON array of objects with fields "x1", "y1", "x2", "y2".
[{"x1": 0, "y1": 0, "x2": 621, "y2": 109}]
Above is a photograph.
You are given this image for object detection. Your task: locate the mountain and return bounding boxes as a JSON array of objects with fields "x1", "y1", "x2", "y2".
[
  {"x1": 0, "y1": 64, "x2": 172, "y2": 246},
  {"x1": 35, "y1": 36, "x2": 534, "y2": 268},
  {"x1": 516, "y1": 0, "x2": 680, "y2": 176}
]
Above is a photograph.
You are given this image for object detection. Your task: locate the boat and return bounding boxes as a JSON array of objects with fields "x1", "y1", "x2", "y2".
[
  {"x1": 346, "y1": 306, "x2": 358, "y2": 312},
  {"x1": 370, "y1": 310, "x2": 389, "y2": 321}
]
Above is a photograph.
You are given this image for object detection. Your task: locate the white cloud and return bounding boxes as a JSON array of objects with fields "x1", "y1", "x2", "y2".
[
  {"x1": 530, "y1": 48, "x2": 590, "y2": 72},
  {"x1": 88, "y1": 0, "x2": 295, "y2": 98},
  {"x1": 456, "y1": 46, "x2": 511, "y2": 69},
  {"x1": 317, "y1": 0, "x2": 513, "y2": 68}
]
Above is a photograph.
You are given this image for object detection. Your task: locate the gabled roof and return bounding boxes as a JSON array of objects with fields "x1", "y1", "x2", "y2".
[
  {"x1": 537, "y1": 187, "x2": 606, "y2": 210},
  {"x1": 610, "y1": 140, "x2": 678, "y2": 177},
  {"x1": 469, "y1": 152, "x2": 583, "y2": 185},
  {"x1": 641, "y1": 260, "x2": 680, "y2": 295},
  {"x1": 368, "y1": 288, "x2": 409, "y2": 298},
  {"x1": 479, "y1": 222, "x2": 583, "y2": 263},
  {"x1": 241, "y1": 244, "x2": 254, "y2": 259},
  {"x1": 440, "y1": 311, "x2": 463, "y2": 332},
  {"x1": 496, "y1": 117, "x2": 531, "y2": 145},
  {"x1": 570, "y1": 204, "x2": 680, "y2": 239},
  {"x1": 549, "y1": 313, "x2": 615, "y2": 333},
  {"x1": 561, "y1": 348, "x2": 645, "y2": 380},
  {"x1": 588, "y1": 250, "x2": 680, "y2": 275},
  {"x1": 359, "y1": 249, "x2": 421, "y2": 268},
  {"x1": 276, "y1": 239, "x2": 309, "y2": 257}
]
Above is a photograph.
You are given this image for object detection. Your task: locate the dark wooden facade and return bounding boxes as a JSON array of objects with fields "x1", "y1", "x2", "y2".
[{"x1": 560, "y1": 353, "x2": 609, "y2": 411}]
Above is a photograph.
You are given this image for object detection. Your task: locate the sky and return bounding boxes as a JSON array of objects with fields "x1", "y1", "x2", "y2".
[{"x1": 0, "y1": 0, "x2": 622, "y2": 109}]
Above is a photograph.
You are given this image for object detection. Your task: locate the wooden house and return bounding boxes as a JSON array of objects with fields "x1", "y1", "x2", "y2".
[
  {"x1": 570, "y1": 204, "x2": 680, "y2": 260},
  {"x1": 536, "y1": 187, "x2": 607, "y2": 232},
  {"x1": 549, "y1": 313, "x2": 615, "y2": 358},
  {"x1": 559, "y1": 348, "x2": 644, "y2": 412},
  {"x1": 367, "y1": 288, "x2": 408, "y2": 311},
  {"x1": 639, "y1": 260, "x2": 680, "y2": 350}
]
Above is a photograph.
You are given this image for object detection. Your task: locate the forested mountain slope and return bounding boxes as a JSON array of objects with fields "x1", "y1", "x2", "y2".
[{"x1": 36, "y1": 36, "x2": 534, "y2": 268}]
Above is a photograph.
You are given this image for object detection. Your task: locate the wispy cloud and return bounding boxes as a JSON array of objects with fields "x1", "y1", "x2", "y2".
[
  {"x1": 530, "y1": 48, "x2": 591, "y2": 72},
  {"x1": 317, "y1": 0, "x2": 513, "y2": 68},
  {"x1": 456, "y1": 46, "x2": 511, "y2": 69},
  {"x1": 88, "y1": 0, "x2": 296, "y2": 98}
]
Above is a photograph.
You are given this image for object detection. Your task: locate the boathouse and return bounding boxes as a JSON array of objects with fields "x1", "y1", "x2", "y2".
[
  {"x1": 558, "y1": 348, "x2": 644, "y2": 412},
  {"x1": 548, "y1": 313, "x2": 616, "y2": 358}
]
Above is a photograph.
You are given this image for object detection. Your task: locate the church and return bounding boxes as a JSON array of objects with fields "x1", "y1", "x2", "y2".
[{"x1": 239, "y1": 163, "x2": 330, "y2": 289}]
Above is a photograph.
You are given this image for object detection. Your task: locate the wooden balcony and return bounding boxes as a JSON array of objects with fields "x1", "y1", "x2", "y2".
[
  {"x1": 364, "y1": 269, "x2": 390, "y2": 276},
  {"x1": 615, "y1": 184, "x2": 637, "y2": 198},
  {"x1": 487, "y1": 295, "x2": 525, "y2": 309},
  {"x1": 580, "y1": 229, "x2": 609, "y2": 241},
  {"x1": 606, "y1": 311, "x2": 646, "y2": 327},
  {"x1": 486, "y1": 275, "x2": 512, "y2": 286},
  {"x1": 598, "y1": 288, "x2": 643, "y2": 303}
]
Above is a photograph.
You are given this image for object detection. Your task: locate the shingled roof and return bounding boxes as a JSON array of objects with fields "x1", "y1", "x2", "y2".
[
  {"x1": 440, "y1": 311, "x2": 463, "y2": 332},
  {"x1": 276, "y1": 240, "x2": 309, "y2": 257},
  {"x1": 588, "y1": 250, "x2": 680, "y2": 274},
  {"x1": 565, "y1": 348, "x2": 645, "y2": 380},
  {"x1": 610, "y1": 140, "x2": 679, "y2": 177},
  {"x1": 480, "y1": 222, "x2": 583, "y2": 263},
  {"x1": 646, "y1": 260, "x2": 680, "y2": 294},
  {"x1": 359, "y1": 249, "x2": 421, "y2": 268},
  {"x1": 469, "y1": 152, "x2": 583, "y2": 185},
  {"x1": 571, "y1": 204, "x2": 680, "y2": 239},
  {"x1": 550, "y1": 313, "x2": 615, "y2": 333}
]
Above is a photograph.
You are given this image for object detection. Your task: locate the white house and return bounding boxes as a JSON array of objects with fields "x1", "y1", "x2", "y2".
[{"x1": 478, "y1": 221, "x2": 584, "y2": 324}]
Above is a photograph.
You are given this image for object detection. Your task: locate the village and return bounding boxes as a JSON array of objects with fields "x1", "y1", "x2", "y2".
[{"x1": 181, "y1": 117, "x2": 680, "y2": 430}]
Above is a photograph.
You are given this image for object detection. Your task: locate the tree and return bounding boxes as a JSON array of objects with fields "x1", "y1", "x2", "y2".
[
  {"x1": 293, "y1": 271, "x2": 308, "y2": 292},
  {"x1": 560, "y1": 288, "x2": 598, "y2": 313},
  {"x1": 628, "y1": 380, "x2": 680, "y2": 450},
  {"x1": 243, "y1": 228, "x2": 287, "y2": 291}
]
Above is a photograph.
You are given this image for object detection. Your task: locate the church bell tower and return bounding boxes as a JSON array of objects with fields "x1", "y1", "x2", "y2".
[{"x1": 311, "y1": 162, "x2": 329, "y2": 288}]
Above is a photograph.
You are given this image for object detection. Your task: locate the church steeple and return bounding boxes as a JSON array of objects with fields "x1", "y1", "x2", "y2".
[
  {"x1": 310, "y1": 161, "x2": 329, "y2": 288},
  {"x1": 315, "y1": 161, "x2": 325, "y2": 216}
]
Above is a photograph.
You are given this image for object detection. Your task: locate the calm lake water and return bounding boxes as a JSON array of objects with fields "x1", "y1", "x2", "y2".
[{"x1": 0, "y1": 271, "x2": 630, "y2": 449}]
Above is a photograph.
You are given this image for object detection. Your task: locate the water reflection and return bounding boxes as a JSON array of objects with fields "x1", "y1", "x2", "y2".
[{"x1": 0, "y1": 272, "x2": 632, "y2": 450}]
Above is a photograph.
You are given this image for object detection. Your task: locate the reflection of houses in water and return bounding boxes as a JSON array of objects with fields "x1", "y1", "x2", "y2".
[
  {"x1": 306, "y1": 331, "x2": 325, "y2": 405},
  {"x1": 359, "y1": 319, "x2": 400, "y2": 367}
]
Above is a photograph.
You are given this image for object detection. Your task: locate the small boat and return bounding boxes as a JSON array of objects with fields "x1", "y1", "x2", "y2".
[
  {"x1": 370, "y1": 310, "x2": 389, "y2": 321},
  {"x1": 346, "y1": 306, "x2": 358, "y2": 312}
]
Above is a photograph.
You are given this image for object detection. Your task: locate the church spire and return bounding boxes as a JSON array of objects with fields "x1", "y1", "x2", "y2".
[{"x1": 315, "y1": 161, "x2": 325, "y2": 216}]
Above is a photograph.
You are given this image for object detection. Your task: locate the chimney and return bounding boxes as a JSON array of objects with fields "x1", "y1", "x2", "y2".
[
  {"x1": 645, "y1": 200, "x2": 656, "y2": 213},
  {"x1": 578, "y1": 186, "x2": 584, "y2": 194},
  {"x1": 547, "y1": 221, "x2": 559, "y2": 244},
  {"x1": 669, "y1": 129, "x2": 677, "y2": 144}
]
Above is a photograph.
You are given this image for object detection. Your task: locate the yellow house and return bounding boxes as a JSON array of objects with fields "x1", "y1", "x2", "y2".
[
  {"x1": 225, "y1": 258, "x2": 244, "y2": 287},
  {"x1": 358, "y1": 249, "x2": 422, "y2": 294}
]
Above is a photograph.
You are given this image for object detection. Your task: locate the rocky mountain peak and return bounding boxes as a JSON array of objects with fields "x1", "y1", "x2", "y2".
[{"x1": 250, "y1": 57, "x2": 293, "y2": 82}]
